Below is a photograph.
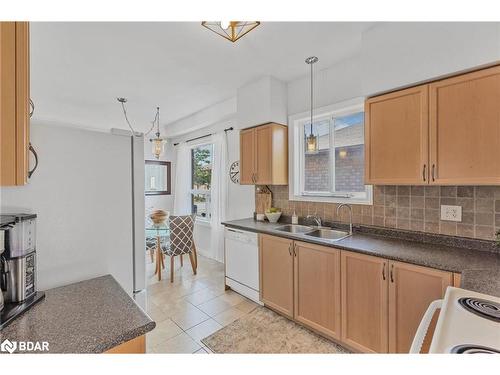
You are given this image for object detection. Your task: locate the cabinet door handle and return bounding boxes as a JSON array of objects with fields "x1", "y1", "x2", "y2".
[
  {"x1": 293, "y1": 243, "x2": 297, "y2": 257},
  {"x1": 28, "y1": 143, "x2": 39, "y2": 179},
  {"x1": 288, "y1": 243, "x2": 292, "y2": 256},
  {"x1": 390, "y1": 264, "x2": 394, "y2": 283},
  {"x1": 29, "y1": 98, "x2": 35, "y2": 118},
  {"x1": 382, "y1": 263, "x2": 386, "y2": 280},
  {"x1": 431, "y1": 164, "x2": 435, "y2": 182},
  {"x1": 422, "y1": 164, "x2": 426, "y2": 182}
]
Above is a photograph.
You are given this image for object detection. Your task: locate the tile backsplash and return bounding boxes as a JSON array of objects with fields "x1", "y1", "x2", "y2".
[{"x1": 267, "y1": 185, "x2": 500, "y2": 241}]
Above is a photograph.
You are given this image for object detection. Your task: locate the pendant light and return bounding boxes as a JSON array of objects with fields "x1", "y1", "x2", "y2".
[
  {"x1": 117, "y1": 98, "x2": 166, "y2": 159},
  {"x1": 149, "y1": 107, "x2": 165, "y2": 159},
  {"x1": 305, "y1": 56, "x2": 319, "y2": 154}
]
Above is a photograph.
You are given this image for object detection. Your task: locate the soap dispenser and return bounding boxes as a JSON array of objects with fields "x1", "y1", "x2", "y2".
[{"x1": 292, "y1": 211, "x2": 299, "y2": 225}]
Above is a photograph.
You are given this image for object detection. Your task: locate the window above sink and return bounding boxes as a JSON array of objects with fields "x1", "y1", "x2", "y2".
[{"x1": 288, "y1": 97, "x2": 373, "y2": 205}]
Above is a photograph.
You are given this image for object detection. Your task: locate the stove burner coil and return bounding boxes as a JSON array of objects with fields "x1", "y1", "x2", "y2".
[
  {"x1": 451, "y1": 344, "x2": 500, "y2": 354},
  {"x1": 457, "y1": 297, "x2": 500, "y2": 323}
]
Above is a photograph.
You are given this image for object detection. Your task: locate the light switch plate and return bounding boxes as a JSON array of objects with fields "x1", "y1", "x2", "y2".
[{"x1": 440, "y1": 205, "x2": 462, "y2": 222}]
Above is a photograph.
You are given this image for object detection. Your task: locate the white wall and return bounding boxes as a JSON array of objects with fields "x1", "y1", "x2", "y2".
[
  {"x1": 287, "y1": 23, "x2": 500, "y2": 115},
  {"x1": 237, "y1": 76, "x2": 288, "y2": 128},
  {"x1": 168, "y1": 116, "x2": 255, "y2": 258},
  {"x1": 287, "y1": 55, "x2": 363, "y2": 115},
  {"x1": 0, "y1": 123, "x2": 134, "y2": 292},
  {"x1": 361, "y1": 22, "x2": 500, "y2": 95}
]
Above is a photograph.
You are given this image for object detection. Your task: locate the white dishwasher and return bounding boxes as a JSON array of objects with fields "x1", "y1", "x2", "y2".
[{"x1": 224, "y1": 227, "x2": 262, "y2": 304}]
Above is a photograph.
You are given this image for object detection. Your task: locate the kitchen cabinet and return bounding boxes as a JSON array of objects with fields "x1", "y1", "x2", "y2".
[
  {"x1": 365, "y1": 85, "x2": 429, "y2": 185},
  {"x1": 294, "y1": 241, "x2": 341, "y2": 340},
  {"x1": 365, "y1": 64, "x2": 500, "y2": 186},
  {"x1": 341, "y1": 251, "x2": 388, "y2": 353},
  {"x1": 0, "y1": 22, "x2": 30, "y2": 186},
  {"x1": 388, "y1": 261, "x2": 452, "y2": 353},
  {"x1": 105, "y1": 335, "x2": 146, "y2": 354},
  {"x1": 239, "y1": 123, "x2": 288, "y2": 185},
  {"x1": 429, "y1": 65, "x2": 500, "y2": 185},
  {"x1": 259, "y1": 234, "x2": 454, "y2": 353},
  {"x1": 259, "y1": 234, "x2": 294, "y2": 318}
]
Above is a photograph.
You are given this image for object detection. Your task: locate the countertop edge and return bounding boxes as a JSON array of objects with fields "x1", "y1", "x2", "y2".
[{"x1": 95, "y1": 320, "x2": 156, "y2": 354}]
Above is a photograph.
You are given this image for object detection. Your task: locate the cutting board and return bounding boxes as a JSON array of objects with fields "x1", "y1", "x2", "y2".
[{"x1": 255, "y1": 189, "x2": 272, "y2": 214}]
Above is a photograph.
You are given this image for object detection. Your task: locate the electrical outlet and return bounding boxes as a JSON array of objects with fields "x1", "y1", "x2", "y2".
[{"x1": 440, "y1": 205, "x2": 462, "y2": 222}]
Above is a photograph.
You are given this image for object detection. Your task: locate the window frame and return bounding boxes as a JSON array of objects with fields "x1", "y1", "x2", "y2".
[
  {"x1": 144, "y1": 160, "x2": 171, "y2": 196},
  {"x1": 288, "y1": 97, "x2": 373, "y2": 205},
  {"x1": 190, "y1": 142, "x2": 214, "y2": 223}
]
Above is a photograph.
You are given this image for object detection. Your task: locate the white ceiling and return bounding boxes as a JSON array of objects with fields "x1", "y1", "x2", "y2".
[{"x1": 30, "y1": 22, "x2": 373, "y2": 133}]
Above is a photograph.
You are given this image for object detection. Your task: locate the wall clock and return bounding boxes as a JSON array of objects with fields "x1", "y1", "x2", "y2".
[{"x1": 229, "y1": 161, "x2": 240, "y2": 184}]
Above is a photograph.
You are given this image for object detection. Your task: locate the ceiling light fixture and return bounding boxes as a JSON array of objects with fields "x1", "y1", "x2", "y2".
[
  {"x1": 305, "y1": 56, "x2": 319, "y2": 154},
  {"x1": 149, "y1": 107, "x2": 165, "y2": 159},
  {"x1": 117, "y1": 98, "x2": 166, "y2": 159},
  {"x1": 201, "y1": 21, "x2": 260, "y2": 43}
]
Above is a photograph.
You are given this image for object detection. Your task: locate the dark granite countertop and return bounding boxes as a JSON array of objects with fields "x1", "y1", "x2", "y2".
[
  {"x1": 223, "y1": 218, "x2": 500, "y2": 297},
  {"x1": 0, "y1": 275, "x2": 155, "y2": 353}
]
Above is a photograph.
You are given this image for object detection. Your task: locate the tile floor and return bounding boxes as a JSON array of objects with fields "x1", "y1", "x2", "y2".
[{"x1": 145, "y1": 252, "x2": 259, "y2": 353}]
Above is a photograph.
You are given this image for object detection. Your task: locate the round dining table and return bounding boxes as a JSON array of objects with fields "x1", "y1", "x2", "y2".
[{"x1": 145, "y1": 223, "x2": 170, "y2": 281}]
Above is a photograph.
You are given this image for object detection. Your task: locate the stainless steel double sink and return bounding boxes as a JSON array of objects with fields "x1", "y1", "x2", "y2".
[{"x1": 273, "y1": 224, "x2": 350, "y2": 242}]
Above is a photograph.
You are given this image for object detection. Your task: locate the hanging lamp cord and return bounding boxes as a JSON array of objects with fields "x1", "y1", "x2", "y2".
[
  {"x1": 310, "y1": 60, "x2": 313, "y2": 135},
  {"x1": 118, "y1": 99, "x2": 156, "y2": 137}
]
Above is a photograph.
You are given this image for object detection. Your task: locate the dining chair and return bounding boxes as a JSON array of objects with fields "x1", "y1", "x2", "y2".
[{"x1": 164, "y1": 214, "x2": 197, "y2": 282}]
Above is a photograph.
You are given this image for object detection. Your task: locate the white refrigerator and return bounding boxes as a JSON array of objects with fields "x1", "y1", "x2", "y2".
[{"x1": 113, "y1": 130, "x2": 146, "y2": 309}]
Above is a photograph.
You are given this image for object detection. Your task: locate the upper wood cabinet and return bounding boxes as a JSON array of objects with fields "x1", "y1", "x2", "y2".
[
  {"x1": 341, "y1": 251, "x2": 389, "y2": 353},
  {"x1": 365, "y1": 64, "x2": 500, "y2": 185},
  {"x1": 388, "y1": 261, "x2": 452, "y2": 353},
  {"x1": 365, "y1": 85, "x2": 429, "y2": 185},
  {"x1": 294, "y1": 241, "x2": 341, "y2": 340},
  {"x1": 429, "y1": 65, "x2": 500, "y2": 185},
  {"x1": 259, "y1": 234, "x2": 294, "y2": 318},
  {"x1": 0, "y1": 22, "x2": 30, "y2": 186},
  {"x1": 239, "y1": 123, "x2": 288, "y2": 185}
]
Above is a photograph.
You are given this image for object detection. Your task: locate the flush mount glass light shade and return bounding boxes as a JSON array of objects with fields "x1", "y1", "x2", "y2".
[
  {"x1": 150, "y1": 135, "x2": 166, "y2": 159},
  {"x1": 201, "y1": 21, "x2": 260, "y2": 42}
]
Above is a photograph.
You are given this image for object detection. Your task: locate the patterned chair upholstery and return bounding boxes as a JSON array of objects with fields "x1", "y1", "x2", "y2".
[{"x1": 165, "y1": 214, "x2": 197, "y2": 282}]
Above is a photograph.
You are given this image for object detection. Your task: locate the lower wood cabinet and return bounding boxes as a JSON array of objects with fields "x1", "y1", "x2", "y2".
[
  {"x1": 294, "y1": 241, "x2": 341, "y2": 340},
  {"x1": 259, "y1": 234, "x2": 294, "y2": 318},
  {"x1": 341, "y1": 251, "x2": 389, "y2": 353},
  {"x1": 105, "y1": 335, "x2": 146, "y2": 354},
  {"x1": 259, "y1": 235, "x2": 453, "y2": 353},
  {"x1": 388, "y1": 261, "x2": 452, "y2": 353}
]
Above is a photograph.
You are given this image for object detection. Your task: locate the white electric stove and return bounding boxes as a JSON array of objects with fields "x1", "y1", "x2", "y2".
[{"x1": 411, "y1": 286, "x2": 500, "y2": 354}]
